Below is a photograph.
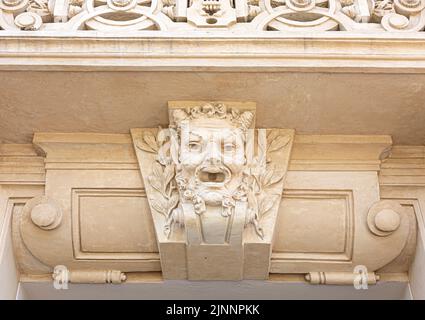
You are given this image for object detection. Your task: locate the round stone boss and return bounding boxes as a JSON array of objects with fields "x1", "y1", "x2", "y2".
[
  {"x1": 23, "y1": 196, "x2": 63, "y2": 230},
  {"x1": 367, "y1": 200, "x2": 404, "y2": 237}
]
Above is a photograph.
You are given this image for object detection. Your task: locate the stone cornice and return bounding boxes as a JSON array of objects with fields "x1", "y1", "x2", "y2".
[
  {"x1": 289, "y1": 135, "x2": 392, "y2": 171},
  {"x1": 3, "y1": 32, "x2": 425, "y2": 72},
  {"x1": 380, "y1": 146, "x2": 425, "y2": 186},
  {"x1": 0, "y1": 144, "x2": 45, "y2": 185}
]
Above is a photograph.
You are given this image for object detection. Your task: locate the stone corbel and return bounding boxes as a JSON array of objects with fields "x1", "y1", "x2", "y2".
[{"x1": 131, "y1": 101, "x2": 294, "y2": 280}]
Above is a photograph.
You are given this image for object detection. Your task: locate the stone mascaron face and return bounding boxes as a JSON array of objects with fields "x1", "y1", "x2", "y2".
[
  {"x1": 179, "y1": 120, "x2": 246, "y2": 206},
  {"x1": 171, "y1": 103, "x2": 253, "y2": 210}
]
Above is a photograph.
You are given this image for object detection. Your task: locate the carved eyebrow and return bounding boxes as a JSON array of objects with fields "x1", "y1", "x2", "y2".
[
  {"x1": 223, "y1": 140, "x2": 236, "y2": 146},
  {"x1": 189, "y1": 133, "x2": 202, "y2": 141}
]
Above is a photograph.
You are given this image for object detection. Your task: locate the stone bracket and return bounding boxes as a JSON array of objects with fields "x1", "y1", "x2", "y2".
[{"x1": 131, "y1": 101, "x2": 294, "y2": 280}]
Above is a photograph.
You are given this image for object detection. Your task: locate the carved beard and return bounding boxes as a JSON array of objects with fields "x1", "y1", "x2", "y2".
[{"x1": 176, "y1": 164, "x2": 242, "y2": 217}]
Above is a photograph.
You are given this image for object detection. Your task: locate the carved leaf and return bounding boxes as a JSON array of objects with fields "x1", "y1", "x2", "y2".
[
  {"x1": 257, "y1": 129, "x2": 267, "y2": 167},
  {"x1": 268, "y1": 135, "x2": 290, "y2": 153},
  {"x1": 170, "y1": 131, "x2": 180, "y2": 165},
  {"x1": 148, "y1": 174, "x2": 162, "y2": 193},
  {"x1": 150, "y1": 199, "x2": 166, "y2": 215},
  {"x1": 143, "y1": 132, "x2": 158, "y2": 152},
  {"x1": 157, "y1": 127, "x2": 172, "y2": 166},
  {"x1": 152, "y1": 161, "x2": 163, "y2": 179},
  {"x1": 164, "y1": 213, "x2": 173, "y2": 238},
  {"x1": 267, "y1": 170, "x2": 285, "y2": 187},
  {"x1": 260, "y1": 168, "x2": 274, "y2": 187},
  {"x1": 247, "y1": 192, "x2": 258, "y2": 217},
  {"x1": 259, "y1": 195, "x2": 279, "y2": 216},
  {"x1": 267, "y1": 130, "x2": 280, "y2": 144},
  {"x1": 167, "y1": 192, "x2": 179, "y2": 215},
  {"x1": 136, "y1": 140, "x2": 156, "y2": 153},
  {"x1": 163, "y1": 165, "x2": 175, "y2": 191}
]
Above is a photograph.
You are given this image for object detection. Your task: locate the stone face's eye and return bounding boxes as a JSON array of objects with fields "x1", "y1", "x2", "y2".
[
  {"x1": 189, "y1": 141, "x2": 202, "y2": 152},
  {"x1": 223, "y1": 143, "x2": 235, "y2": 153}
]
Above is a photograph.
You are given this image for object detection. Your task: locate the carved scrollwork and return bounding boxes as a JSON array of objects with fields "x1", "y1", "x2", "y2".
[
  {"x1": 251, "y1": 0, "x2": 348, "y2": 31},
  {"x1": 14, "y1": 11, "x2": 43, "y2": 29},
  {"x1": 371, "y1": 0, "x2": 395, "y2": 23},
  {"x1": 0, "y1": 0, "x2": 171, "y2": 30},
  {"x1": 1, "y1": 0, "x2": 425, "y2": 31}
]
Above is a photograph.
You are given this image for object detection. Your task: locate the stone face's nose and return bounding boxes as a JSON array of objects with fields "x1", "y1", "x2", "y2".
[
  {"x1": 206, "y1": 138, "x2": 223, "y2": 165},
  {"x1": 207, "y1": 154, "x2": 222, "y2": 165}
]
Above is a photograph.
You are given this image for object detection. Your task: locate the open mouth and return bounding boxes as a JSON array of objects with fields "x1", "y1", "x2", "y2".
[{"x1": 196, "y1": 166, "x2": 230, "y2": 185}]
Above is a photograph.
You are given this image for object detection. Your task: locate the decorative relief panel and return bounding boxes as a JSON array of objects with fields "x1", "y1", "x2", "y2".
[
  {"x1": 132, "y1": 101, "x2": 294, "y2": 279},
  {"x1": 6, "y1": 104, "x2": 418, "y2": 285},
  {"x1": 1, "y1": 0, "x2": 425, "y2": 32}
]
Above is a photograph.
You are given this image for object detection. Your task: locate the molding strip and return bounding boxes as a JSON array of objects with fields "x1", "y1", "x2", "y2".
[{"x1": 2, "y1": 33, "x2": 425, "y2": 72}]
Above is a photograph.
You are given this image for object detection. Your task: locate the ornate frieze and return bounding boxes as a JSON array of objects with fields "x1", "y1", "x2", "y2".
[{"x1": 1, "y1": 0, "x2": 425, "y2": 32}]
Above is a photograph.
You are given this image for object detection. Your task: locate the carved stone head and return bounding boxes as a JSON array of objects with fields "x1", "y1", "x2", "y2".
[{"x1": 170, "y1": 103, "x2": 254, "y2": 213}]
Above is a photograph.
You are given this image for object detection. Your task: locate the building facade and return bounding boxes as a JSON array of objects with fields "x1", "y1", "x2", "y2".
[{"x1": 0, "y1": 0, "x2": 425, "y2": 299}]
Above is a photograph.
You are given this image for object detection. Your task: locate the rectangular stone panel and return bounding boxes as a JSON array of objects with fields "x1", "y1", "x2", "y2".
[
  {"x1": 72, "y1": 189, "x2": 158, "y2": 259},
  {"x1": 273, "y1": 190, "x2": 353, "y2": 261}
]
